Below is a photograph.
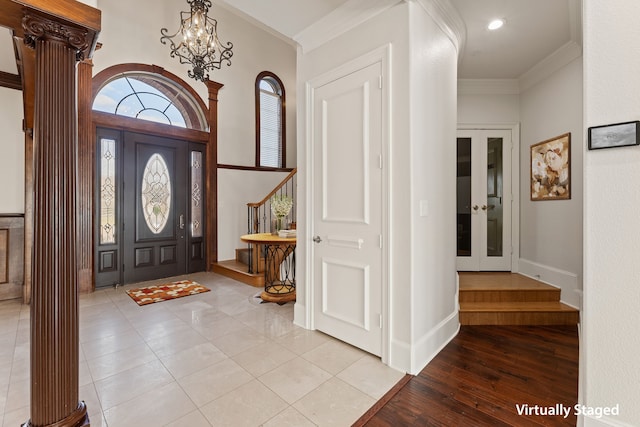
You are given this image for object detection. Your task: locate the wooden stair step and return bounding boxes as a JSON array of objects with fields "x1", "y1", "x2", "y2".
[
  {"x1": 459, "y1": 272, "x2": 552, "y2": 289},
  {"x1": 461, "y1": 301, "x2": 577, "y2": 312},
  {"x1": 213, "y1": 260, "x2": 264, "y2": 287},
  {"x1": 459, "y1": 301, "x2": 579, "y2": 325},
  {"x1": 459, "y1": 288, "x2": 560, "y2": 303}
]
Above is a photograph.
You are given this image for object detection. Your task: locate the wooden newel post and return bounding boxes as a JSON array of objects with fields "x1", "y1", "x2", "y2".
[{"x1": 22, "y1": 11, "x2": 92, "y2": 427}]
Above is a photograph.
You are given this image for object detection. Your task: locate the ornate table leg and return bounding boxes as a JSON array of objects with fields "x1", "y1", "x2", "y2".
[{"x1": 260, "y1": 243, "x2": 296, "y2": 303}]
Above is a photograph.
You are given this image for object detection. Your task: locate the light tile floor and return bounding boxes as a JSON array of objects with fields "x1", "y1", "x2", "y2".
[{"x1": 0, "y1": 272, "x2": 405, "y2": 427}]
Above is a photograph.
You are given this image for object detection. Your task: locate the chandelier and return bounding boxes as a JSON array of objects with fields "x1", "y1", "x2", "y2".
[{"x1": 160, "y1": 0, "x2": 233, "y2": 82}]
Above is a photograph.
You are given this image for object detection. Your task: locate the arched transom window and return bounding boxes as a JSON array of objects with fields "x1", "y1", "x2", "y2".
[
  {"x1": 93, "y1": 72, "x2": 207, "y2": 131},
  {"x1": 256, "y1": 71, "x2": 286, "y2": 168}
]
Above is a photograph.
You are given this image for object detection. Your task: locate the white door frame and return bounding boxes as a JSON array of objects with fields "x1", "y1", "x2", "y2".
[
  {"x1": 457, "y1": 123, "x2": 520, "y2": 272},
  {"x1": 304, "y1": 44, "x2": 392, "y2": 364}
]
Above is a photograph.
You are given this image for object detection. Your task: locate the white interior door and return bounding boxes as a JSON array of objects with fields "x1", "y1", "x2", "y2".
[
  {"x1": 311, "y1": 62, "x2": 383, "y2": 356},
  {"x1": 456, "y1": 129, "x2": 512, "y2": 271}
]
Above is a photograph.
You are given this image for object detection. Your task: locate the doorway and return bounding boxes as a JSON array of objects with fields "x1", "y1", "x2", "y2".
[
  {"x1": 456, "y1": 128, "x2": 515, "y2": 271},
  {"x1": 95, "y1": 129, "x2": 206, "y2": 287}
]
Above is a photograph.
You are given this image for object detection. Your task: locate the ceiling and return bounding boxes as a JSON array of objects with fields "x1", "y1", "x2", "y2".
[
  {"x1": 451, "y1": 0, "x2": 578, "y2": 79},
  {"x1": 217, "y1": 0, "x2": 580, "y2": 80},
  {"x1": 0, "y1": 0, "x2": 580, "y2": 80},
  {"x1": 215, "y1": 0, "x2": 351, "y2": 40}
]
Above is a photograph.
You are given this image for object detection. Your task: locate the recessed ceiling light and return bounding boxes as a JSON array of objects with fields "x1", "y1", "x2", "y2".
[{"x1": 488, "y1": 19, "x2": 505, "y2": 31}]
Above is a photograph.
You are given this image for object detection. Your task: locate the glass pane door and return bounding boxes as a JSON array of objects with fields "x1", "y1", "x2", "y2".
[
  {"x1": 486, "y1": 137, "x2": 503, "y2": 257},
  {"x1": 457, "y1": 137, "x2": 472, "y2": 257},
  {"x1": 456, "y1": 129, "x2": 512, "y2": 271}
]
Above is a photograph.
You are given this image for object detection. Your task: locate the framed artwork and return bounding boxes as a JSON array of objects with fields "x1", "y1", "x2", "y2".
[
  {"x1": 588, "y1": 120, "x2": 640, "y2": 150},
  {"x1": 530, "y1": 133, "x2": 571, "y2": 201}
]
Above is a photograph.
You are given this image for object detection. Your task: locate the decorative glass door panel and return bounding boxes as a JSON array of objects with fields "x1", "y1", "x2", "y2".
[
  {"x1": 99, "y1": 138, "x2": 117, "y2": 244},
  {"x1": 95, "y1": 128, "x2": 122, "y2": 286},
  {"x1": 456, "y1": 129, "x2": 512, "y2": 271},
  {"x1": 137, "y1": 150, "x2": 175, "y2": 240},
  {"x1": 187, "y1": 145, "x2": 206, "y2": 272}
]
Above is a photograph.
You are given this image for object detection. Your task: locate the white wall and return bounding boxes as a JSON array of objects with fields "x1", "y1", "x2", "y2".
[
  {"x1": 458, "y1": 92, "x2": 520, "y2": 124},
  {"x1": 217, "y1": 169, "x2": 289, "y2": 260},
  {"x1": 296, "y1": 1, "x2": 458, "y2": 374},
  {"x1": 583, "y1": 0, "x2": 640, "y2": 425},
  {"x1": 0, "y1": 87, "x2": 24, "y2": 214},
  {"x1": 407, "y1": 1, "x2": 459, "y2": 373},
  {"x1": 519, "y1": 58, "x2": 583, "y2": 308}
]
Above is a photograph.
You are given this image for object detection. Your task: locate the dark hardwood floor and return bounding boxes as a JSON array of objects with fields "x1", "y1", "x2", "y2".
[{"x1": 356, "y1": 325, "x2": 579, "y2": 427}]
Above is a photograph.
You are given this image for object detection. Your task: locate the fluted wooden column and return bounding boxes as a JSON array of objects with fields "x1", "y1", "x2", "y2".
[
  {"x1": 23, "y1": 12, "x2": 90, "y2": 427},
  {"x1": 77, "y1": 58, "x2": 94, "y2": 294}
]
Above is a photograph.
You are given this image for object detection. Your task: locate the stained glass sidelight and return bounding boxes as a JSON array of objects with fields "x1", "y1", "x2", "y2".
[
  {"x1": 141, "y1": 153, "x2": 172, "y2": 234},
  {"x1": 100, "y1": 138, "x2": 117, "y2": 244},
  {"x1": 191, "y1": 151, "x2": 203, "y2": 238}
]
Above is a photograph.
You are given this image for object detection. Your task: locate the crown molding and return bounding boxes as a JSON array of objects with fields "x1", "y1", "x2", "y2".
[
  {"x1": 412, "y1": 0, "x2": 465, "y2": 56},
  {"x1": 456, "y1": 0, "x2": 582, "y2": 96},
  {"x1": 517, "y1": 0, "x2": 582, "y2": 92},
  {"x1": 293, "y1": 0, "x2": 401, "y2": 54},
  {"x1": 518, "y1": 40, "x2": 582, "y2": 92},
  {"x1": 569, "y1": 0, "x2": 582, "y2": 47},
  {"x1": 458, "y1": 79, "x2": 520, "y2": 96},
  {"x1": 458, "y1": 38, "x2": 582, "y2": 95},
  {"x1": 213, "y1": 0, "x2": 298, "y2": 48}
]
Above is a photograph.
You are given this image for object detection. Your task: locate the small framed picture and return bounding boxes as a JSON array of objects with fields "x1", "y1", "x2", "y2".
[{"x1": 588, "y1": 121, "x2": 640, "y2": 150}]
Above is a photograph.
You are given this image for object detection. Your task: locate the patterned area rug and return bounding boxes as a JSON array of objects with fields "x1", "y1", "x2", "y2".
[{"x1": 126, "y1": 280, "x2": 210, "y2": 306}]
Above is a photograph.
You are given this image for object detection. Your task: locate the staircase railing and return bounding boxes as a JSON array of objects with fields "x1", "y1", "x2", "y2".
[{"x1": 246, "y1": 168, "x2": 297, "y2": 273}]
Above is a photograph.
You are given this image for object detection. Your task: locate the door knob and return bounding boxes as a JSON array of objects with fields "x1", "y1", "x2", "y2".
[
  {"x1": 481, "y1": 205, "x2": 487, "y2": 211},
  {"x1": 313, "y1": 236, "x2": 322, "y2": 243},
  {"x1": 472, "y1": 205, "x2": 479, "y2": 211},
  {"x1": 179, "y1": 214, "x2": 185, "y2": 229}
]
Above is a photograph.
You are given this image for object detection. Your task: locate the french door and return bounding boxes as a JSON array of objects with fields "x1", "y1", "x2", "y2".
[
  {"x1": 95, "y1": 129, "x2": 206, "y2": 287},
  {"x1": 456, "y1": 129, "x2": 512, "y2": 271}
]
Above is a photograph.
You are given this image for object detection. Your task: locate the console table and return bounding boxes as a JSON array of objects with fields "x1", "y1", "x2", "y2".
[{"x1": 240, "y1": 233, "x2": 296, "y2": 303}]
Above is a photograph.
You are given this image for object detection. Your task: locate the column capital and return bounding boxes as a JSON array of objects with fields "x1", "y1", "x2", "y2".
[{"x1": 22, "y1": 11, "x2": 90, "y2": 60}]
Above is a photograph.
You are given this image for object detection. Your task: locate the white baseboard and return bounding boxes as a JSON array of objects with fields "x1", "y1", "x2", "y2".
[
  {"x1": 410, "y1": 310, "x2": 460, "y2": 375},
  {"x1": 581, "y1": 414, "x2": 636, "y2": 427},
  {"x1": 518, "y1": 258, "x2": 581, "y2": 309},
  {"x1": 389, "y1": 338, "x2": 411, "y2": 373},
  {"x1": 293, "y1": 302, "x2": 308, "y2": 329},
  {"x1": 389, "y1": 310, "x2": 460, "y2": 374}
]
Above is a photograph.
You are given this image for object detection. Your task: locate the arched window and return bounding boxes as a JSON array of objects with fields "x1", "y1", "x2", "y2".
[
  {"x1": 93, "y1": 72, "x2": 208, "y2": 131},
  {"x1": 255, "y1": 72, "x2": 286, "y2": 168}
]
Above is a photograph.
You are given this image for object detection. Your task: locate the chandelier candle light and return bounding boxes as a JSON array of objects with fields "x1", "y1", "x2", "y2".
[
  {"x1": 160, "y1": 0, "x2": 233, "y2": 82},
  {"x1": 271, "y1": 194, "x2": 293, "y2": 235}
]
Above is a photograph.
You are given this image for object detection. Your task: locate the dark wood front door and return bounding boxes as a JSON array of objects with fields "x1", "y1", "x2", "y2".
[
  {"x1": 123, "y1": 132, "x2": 187, "y2": 283},
  {"x1": 95, "y1": 129, "x2": 206, "y2": 287}
]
